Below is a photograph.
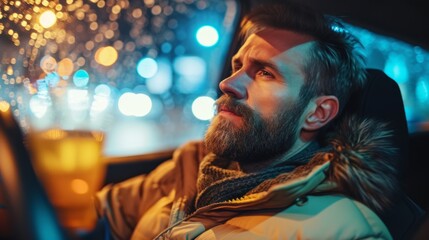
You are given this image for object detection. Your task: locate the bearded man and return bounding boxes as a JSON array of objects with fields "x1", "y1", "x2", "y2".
[{"x1": 95, "y1": 2, "x2": 398, "y2": 239}]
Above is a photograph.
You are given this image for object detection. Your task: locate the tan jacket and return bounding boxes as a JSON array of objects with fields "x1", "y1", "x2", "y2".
[{"x1": 96, "y1": 117, "x2": 396, "y2": 239}]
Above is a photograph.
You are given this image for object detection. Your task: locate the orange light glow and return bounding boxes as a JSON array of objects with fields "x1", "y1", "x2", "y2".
[
  {"x1": 57, "y1": 58, "x2": 74, "y2": 77},
  {"x1": 94, "y1": 46, "x2": 118, "y2": 66},
  {"x1": 0, "y1": 101, "x2": 10, "y2": 112},
  {"x1": 39, "y1": 10, "x2": 57, "y2": 28},
  {"x1": 70, "y1": 179, "x2": 89, "y2": 194}
]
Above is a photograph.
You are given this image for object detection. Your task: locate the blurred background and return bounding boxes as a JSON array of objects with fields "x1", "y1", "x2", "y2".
[
  {"x1": 0, "y1": 0, "x2": 239, "y2": 156},
  {"x1": 0, "y1": 0, "x2": 428, "y2": 157}
]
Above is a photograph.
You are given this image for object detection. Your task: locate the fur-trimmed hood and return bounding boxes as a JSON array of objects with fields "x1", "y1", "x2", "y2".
[{"x1": 324, "y1": 115, "x2": 399, "y2": 213}]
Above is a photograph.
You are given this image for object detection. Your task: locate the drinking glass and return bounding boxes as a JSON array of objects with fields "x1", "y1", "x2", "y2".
[
  {"x1": 18, "y1": 71, "x2": 112, "y2": 233},
  {"x1": 27, "y1": 128, "x2": 106, "y2": 233}
]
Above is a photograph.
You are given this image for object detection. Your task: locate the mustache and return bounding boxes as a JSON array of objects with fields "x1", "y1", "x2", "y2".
[{"x1": 215, "y1": 95, "x2": 253, "y2": 117}]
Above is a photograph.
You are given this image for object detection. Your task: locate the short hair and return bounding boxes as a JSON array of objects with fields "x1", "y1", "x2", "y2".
[{"x1": 239, "y1": 1, "x2": 367, "y2": 114}]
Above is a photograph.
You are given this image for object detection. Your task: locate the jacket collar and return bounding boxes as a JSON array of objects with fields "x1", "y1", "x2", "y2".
[
  {"x1": 324, "y1": 115, "x2": 398, "y2": 213},
  {"x1": 197, "y1": 115, "x2": 398, "y2": 213}
]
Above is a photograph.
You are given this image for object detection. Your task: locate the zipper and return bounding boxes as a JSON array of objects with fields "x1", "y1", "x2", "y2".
[{"x1": 153, "y1": 193, "x2": 262, "y2": 239}]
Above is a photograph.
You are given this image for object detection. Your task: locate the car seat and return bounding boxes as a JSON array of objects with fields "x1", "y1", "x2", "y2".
[{"x1": 335, "y1": 68, "x2": 426, "y2": 240}]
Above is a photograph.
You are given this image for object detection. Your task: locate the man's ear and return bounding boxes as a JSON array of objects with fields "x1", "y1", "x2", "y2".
[{"x1": 302, "y1": 96, "x2": 339, "y2": 131}]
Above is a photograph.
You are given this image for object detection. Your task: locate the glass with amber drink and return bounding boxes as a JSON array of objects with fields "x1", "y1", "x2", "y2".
[
  {"x1": 16, "y1": 54, "x2": 112, "y2": 234},
  {"x1": 27, "y1": 128, "x2": 106, "y2": 233}
]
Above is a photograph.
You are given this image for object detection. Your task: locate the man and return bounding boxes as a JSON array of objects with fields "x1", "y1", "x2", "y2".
[{"x1": 95, "y1": 2, "x2": 398, "y2": 239}]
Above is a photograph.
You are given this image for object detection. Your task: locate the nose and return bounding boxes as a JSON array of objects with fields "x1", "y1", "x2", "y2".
[{"x1": 218, "y1": 71, "x2": 249, "y2": 99}]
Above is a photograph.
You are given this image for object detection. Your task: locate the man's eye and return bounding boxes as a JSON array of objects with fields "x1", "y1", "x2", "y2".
[{"x1": 257, "y1": 69, "x2": 274, "y2": 78}]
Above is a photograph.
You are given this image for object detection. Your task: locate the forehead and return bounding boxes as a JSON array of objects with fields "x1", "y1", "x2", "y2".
[{"x1": 236, "y1": 28, "x2": 314, "y2": 59}]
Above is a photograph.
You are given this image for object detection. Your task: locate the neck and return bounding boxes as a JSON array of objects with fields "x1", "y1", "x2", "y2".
[{"x1": 236, "y1": 139, "x2": 312, "y2": 173}]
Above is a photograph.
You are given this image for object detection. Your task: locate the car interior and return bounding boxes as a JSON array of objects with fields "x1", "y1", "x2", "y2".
[{"x1": 1, "y1": 0, "x2": 429, "y2": 239}]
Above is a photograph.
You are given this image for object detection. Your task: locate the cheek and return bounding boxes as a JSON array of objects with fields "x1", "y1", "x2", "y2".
[{"x1": 246, "y1": 84, "x2": 295, "y2": 119}]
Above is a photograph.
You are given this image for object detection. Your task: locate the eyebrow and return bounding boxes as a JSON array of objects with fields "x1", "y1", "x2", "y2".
[
  {"x1": 231, "y1": 55, "x2": 280, "y2": 72},
  {"x1": 249, "y1": 57, "x2": 281, "y2": 74}
]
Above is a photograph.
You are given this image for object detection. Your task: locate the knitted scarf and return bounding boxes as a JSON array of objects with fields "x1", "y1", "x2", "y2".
[{"x1": 195, "y1": 142, "x2": 327, "y2": 209}]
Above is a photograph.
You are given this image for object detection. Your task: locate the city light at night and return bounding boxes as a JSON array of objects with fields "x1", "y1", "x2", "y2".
[
  {"x1": 39, "y1": 10, "x2": 57, "y2": 28},
  {"x1": 196, "y1": 25, "x2": 219, "y2": 47},
  {"x1": 0, "y1": 0, "x2": 236, "y2": 137},
  {"x1": 137, "y1": 57, "x2": 158, "y2": 79},
  {"x1": 191, "y1": 96, "x2": 215, "y2": 120}
]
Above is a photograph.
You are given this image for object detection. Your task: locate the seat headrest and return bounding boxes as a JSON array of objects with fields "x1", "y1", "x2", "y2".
[{"x1": 337, "y1": 68, "x2": 409, "y2": 177}]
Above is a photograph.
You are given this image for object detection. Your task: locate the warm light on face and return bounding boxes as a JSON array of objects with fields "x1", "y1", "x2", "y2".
[{"x1": 39, "y1": 10, "x2": 57, "y2": 28}]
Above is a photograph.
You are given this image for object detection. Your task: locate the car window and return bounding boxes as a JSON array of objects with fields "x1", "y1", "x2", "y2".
[
  {"x1": 0, "y1": 0, "x2": 240, "y2": 156},
  {"x1": 347, "y1": 25, "x2": 429, "y2": 133}
]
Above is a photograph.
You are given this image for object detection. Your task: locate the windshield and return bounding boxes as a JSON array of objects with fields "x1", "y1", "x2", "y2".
[{"x1": 0, "y1": 0, "x2": 240, "y2": 156}]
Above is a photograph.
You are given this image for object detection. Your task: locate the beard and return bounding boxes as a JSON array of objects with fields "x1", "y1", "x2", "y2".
[{"x1": 204, "y1": 95, "x2": 306, "y2": 163}]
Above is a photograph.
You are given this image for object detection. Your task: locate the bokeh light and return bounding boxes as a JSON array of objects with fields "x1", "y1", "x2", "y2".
[
  {"x1": 95, "y1": 46, "x2": 118, "y2": 67},
  {"x1": 192, "y1": 96, "x2": 215, "y2": 120},
  {"x1": 40, "y1": 55, "x2": 57, "y2": 73},
  {"x1": 67, "y1": 89, "x2": 89, "y2": 111},
  {"x1": 92, "y1": 84, "x2": 112, "y2": 114},
  {"x1": 39, "y1": 10, "x2": 57, "y2": 28},
  {"x1": 66, "y1": 89, "x2": 90, "y2": 126},
  {"x1": 57, "y1": 58, "x2": 74, "y2": 77},
  {"x1": 118, "y1": 92, "x2": 152, "y2": 117},
  {"x1": 146, "y1": 58, "x2": 172, "y2": 94},
  {"x1": 196, "y1": 25, "x2": 219, "y2": 47},
  {"x1": 91, "y1": 92, "x2": 110, "y2": 113},
  {"x1": 94, "y1": 84, "x2": 112, "y2": 97},
  {"x1": 137, "y1": 57, "x2": 158, "y2": 79},
  {"x1": 29, "y1": 95, "x2": 49, "y2": 118},
  {"x1": 73, "y1": 69, "x2": 89, "y2": 88},
  {"x1": 45, "y1": 72, "x2": 60, "y2": 87},
  {"x1": 416, "y1": 77, "x2": 429, "y2": 104},
  {"x1": 0, "y1": 101, "x2": 10, "y2": 112},
  {"x1": 36, "y1": 79, "x2": 49, "y2": 95},
  {"x1": 384, "y1": 53, "x2": 409, "y2": 84},
  {"x1": 174, "y1": 56, "x2": 206, "y2": 93}
]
